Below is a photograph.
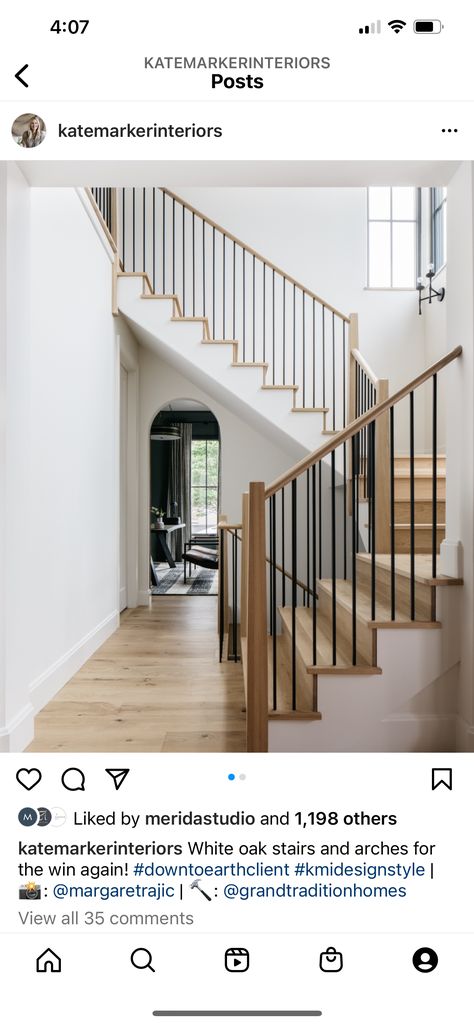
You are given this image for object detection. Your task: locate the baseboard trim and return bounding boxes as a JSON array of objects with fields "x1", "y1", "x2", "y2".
[
  {"x1": 28, "y1": 610, "x2": 119, "y2": 714},
  {"x1": 138, "y1": 590, "x2": 151, "y2": 606},
  {"x1": 0, "y1": 702, "x2": 35, "y2": 753}
]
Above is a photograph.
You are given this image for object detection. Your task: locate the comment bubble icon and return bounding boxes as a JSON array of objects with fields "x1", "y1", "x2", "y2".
[{"x1": 61, "y1": 767, "x2": 86, "y2": 792}]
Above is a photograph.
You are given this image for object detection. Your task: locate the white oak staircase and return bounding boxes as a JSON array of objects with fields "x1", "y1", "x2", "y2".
[
  {"x1": 233, "y1": 346, "x2": 463, "y2": 751},
  {"x1": 87, "y1": 187, "x2": 463, "y2": 754}
]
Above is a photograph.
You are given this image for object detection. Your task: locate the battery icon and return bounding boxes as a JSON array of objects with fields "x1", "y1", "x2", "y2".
[{"x1": 413, "y1": 20, "x2": 443, "y2": 32}]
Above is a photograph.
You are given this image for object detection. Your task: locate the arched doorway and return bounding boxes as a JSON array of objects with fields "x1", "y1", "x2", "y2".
[{"x1": 149, "y1": 399, "x2": 220, "y2": 595}]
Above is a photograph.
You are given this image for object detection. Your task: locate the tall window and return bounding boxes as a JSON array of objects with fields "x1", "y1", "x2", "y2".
[
  {"x1": 191, "y1": 439, "x2": 219, "y2": 535},
  {"x1": 431, "y1": 187, "x2": 447, "y2": 272},
  {"x1": 367, "y1": 186, "x2": 418, "y2": 288}
]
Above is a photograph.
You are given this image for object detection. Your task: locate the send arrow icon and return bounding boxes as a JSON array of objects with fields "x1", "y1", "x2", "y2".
[
  {"x1": 105, "y1": 768, "x2": 130, "y2": 791},
  {"x1": 15, "y1": 64, "x2": 29, "y2": 88}
]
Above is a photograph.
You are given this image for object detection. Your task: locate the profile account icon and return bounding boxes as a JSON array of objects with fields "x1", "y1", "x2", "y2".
[{"x1": 413, "y1": 947, "x2": 438, "y2": 973}]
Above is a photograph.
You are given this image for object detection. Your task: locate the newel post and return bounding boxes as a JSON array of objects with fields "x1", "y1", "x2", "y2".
[{"x1": 246, "y1": 483, "x2": 268, "y2": 753}]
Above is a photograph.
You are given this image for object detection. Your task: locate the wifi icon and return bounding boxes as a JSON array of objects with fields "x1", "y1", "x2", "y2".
[{"x1": 388, "y1": 19, "x2": 407, "y2": 33}]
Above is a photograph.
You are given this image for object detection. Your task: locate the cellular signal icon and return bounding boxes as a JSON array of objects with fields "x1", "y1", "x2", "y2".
[
  {"x1": 359, "y1": 20, "x2": 382, "y2": 34},
  {"x1": 388, "y1": 19, "x2": 407, "y2": 33}
]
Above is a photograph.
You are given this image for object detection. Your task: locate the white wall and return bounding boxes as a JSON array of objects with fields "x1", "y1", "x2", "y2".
[
  {"x1": 0, "y1": 163, "x2": 34, "y2": 750},
  {"x1": 0, "y1": 174, "x2": 138, "y2": 749},
  {"x1": 138, "y1": 349, "x2": 294, "y2": 602},
  {"x1": 444, "y1": 163, "x2": 474, "y2": 751}
]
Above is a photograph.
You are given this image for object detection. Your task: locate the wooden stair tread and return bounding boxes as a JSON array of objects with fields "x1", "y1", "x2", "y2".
[
  {"x1": 231, "y1": 362, "x2": 268, "y2": 368},
  {"x1": 292, "y1": 406, "x2": 329, "y2": 414},
  {"x1": 317, "y1": 578, "x2": 441, "y2": 630},
  {"x1": 261, "y1": 384, "x2": 299, "y2": 391},
  {"x1": 278, "y1": 606, "x2": 381, "y2": 675},
  {"x1": 393, "y1": 523, "x2": 446, "y2": 531},
  {"x1": 393, "y1": 468, "x2": 446, "y2": 478},
  {"x1": 356, "y1": 553, "x2": 463, "y2": 587}
]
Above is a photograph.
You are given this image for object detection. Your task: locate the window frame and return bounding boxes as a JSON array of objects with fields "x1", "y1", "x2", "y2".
[
  {"x1": 191, "y1": 437, "x2": 219, "y2": 537},
  {"x1": 366, "y1": 186, "x2": 421, "y2": 290},
  {"x1": 431, "y1": 186, "x2": 447, "y2": 274}
]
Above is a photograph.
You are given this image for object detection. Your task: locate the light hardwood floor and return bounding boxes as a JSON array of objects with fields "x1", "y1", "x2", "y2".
[{"x1": 27, "y1": 597, "x2": 246, "y2": 752}]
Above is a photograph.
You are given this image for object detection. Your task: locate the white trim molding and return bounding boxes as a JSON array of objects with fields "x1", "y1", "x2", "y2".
[
  {"x1": 28, "y1": 611, "x2": 119, "y2": 715},
  {"x1": 0, "y1": 701, "x2": 35, "y2": 753}
]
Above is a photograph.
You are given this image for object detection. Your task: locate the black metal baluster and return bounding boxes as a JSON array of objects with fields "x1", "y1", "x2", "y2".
[
  {"x1": 269, "y1": 501, "x2": 274, "y2": 636},
  {"x1": 271, "y1": 495, "x2": 277, "y2": 709},
  {"x1": 182, "y1": 204, "x2": 186, "y2": 316},
  {"x1": 202, "y1": 221, "x2": 206, "y2": 317},
  {"x1": 306, "y1": 469, "x2": 310, "y2": 608},
  {"x1": 342, "y1": 321, "x2": 347, "y2": 429},
  {"x1": 355, "y1": 432, "x2": 360, "y2": 554},
  {"x1": 132, "y1": 187, "x2": 136, "y2": 271},
  {"x1": 192, "y1": 212, "x2": 195, "y2": 316},
  {"x1": 142, "y1": 188, "x2": 146, "y2": 274},
  {"x1": 291, "y1": 479, "x2": 297, "y2": 711},
  {"x1": 331, "y1": 450, "x2": 337, "y2": 665},
  {"x1": 312, "y1": 463, "x2": 317, "y2": 666},
  {"x1": 122, "y1": 189, "x2": 125, "y2": 269},
  {"x1": 162, "y1": 191, "x2": 165, "y2": 294},
  {"x1": 390, "y1": 405, "x2": 395, "y2": 620},
  {"x1": 370, "y1": 419, "x2": 376, "y2": 621},
  {"x1": 410, "y1": 391, "x2": 415, "y2": 620},
  {"x1": 233, "y1": 531, "x2": 238, "y2": 662},
  {"x1": 283, "y1": 278, "x2": 286, "y2": 384},
  {"x1": 432, "y1": 374, "x2": 438, "y2": 585},
  {"x1": 252, "y1": 254, "x2": 256, "y2": 362},
  {"x1": 222, "y1": 234, "x2": 226, "y2": 339},
  {"x1": 172, "y1": 197, "x2": 175, "y2": 294},
  {"x1": 332, "y1": 312, "x2": 336, "y2": 430},
  {"x1": 302, "y1": 292, "x2": 306, "y2": 408},
  {"x1": 263, "y1": 263, "x2": 266, "y2": 363},
  {"x1": 322, "y1": 306, "x2": 326, "y2": 410},
  {"x1": 351, "y1": 435, "x2": 357, "y2": 664},
  {"x1": 318, "y1": 461, "x2": 322, "y2": 578},
  {"x1": 218, "y1": 529, "x2": 225, "y2": 662},
  {"x1": 281, "y1": 487, "x2": 286, "y2": 607},
  {"x1": 343, "y1": 441, "x2": 347, "y2": 580},
  {"x1": 242, "y1": 249, "x2": 246, "y2": 361},
  {"x1": 232, "y1": 241, "x2": 236, "y2": 340},
  {"x1": 152, "y1": 188, "x2": 156, "y2": 292},
  {"x1": 212, "y1": 226, "x2": 215, "y2": 338}
]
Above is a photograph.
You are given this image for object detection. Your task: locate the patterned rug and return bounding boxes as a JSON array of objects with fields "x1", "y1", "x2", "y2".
[{"x1": 151, "y1": 562, "x2": 218, "y2": 596}]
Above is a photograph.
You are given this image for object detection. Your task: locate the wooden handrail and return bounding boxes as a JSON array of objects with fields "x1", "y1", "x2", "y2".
[
  {"x1": 265, "y1": 346, "x2": 462, "y2": 497},
  {"x1": 351, "y1": 348, "x2": 380, "y2": 388},
  {"x1": 161, "y1": 187, "x2": 350, "y2": 323},
  {"x1": 218, "y1": 522, "x2": 242, "y2": 530}
]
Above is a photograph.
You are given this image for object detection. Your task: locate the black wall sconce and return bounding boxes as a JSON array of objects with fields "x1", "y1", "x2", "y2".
[{"x1": 417, "y1": 263, "x2": 445, "y2": 315}]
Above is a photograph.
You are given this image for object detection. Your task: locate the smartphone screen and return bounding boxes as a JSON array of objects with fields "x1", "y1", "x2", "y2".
[{"x1": 0, "y1": 3, "x2": 473, "y2": 1022}]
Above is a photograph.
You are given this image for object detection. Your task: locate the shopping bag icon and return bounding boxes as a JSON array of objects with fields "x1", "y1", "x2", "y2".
[{"x1": 319, "y1": 946, "x2": 343, "y2": 972}]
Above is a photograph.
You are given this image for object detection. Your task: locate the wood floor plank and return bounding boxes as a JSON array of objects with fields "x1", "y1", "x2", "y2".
[{"x1": 27, "y1": 596, "x2": 246, "y2": 753}]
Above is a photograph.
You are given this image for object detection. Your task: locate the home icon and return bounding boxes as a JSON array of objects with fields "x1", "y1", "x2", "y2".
[{"x1": 36, "y1": 948, "x2": 61, "y2": 973}]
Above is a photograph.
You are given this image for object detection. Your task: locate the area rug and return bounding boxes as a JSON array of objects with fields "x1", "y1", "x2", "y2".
[{"x1": 151, "y1": 562, "x2": 218, "y2": 596}]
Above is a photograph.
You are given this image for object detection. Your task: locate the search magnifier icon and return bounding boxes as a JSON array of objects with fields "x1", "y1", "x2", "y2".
[{"x1": 131, "y1": 947, "x2": 155, "y2": 972}]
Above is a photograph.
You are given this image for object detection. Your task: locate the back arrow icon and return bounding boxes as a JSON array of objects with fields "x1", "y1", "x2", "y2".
[{"x1": 15, "y1": 64, "x2": 29, "y2": 88}]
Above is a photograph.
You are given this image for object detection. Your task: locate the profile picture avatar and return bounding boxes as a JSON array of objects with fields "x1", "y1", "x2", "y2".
[{"x1": 11, "y1": 113, "x2": 46, "y2": 148}]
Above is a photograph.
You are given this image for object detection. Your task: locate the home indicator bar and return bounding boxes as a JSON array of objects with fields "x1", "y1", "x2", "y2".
[{"x1": 152, "y1": 1014, "x2": 322, "y2": 1018}]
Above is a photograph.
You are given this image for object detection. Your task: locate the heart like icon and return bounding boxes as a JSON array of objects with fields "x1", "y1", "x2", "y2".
[{"x1": 16, "y1": 768, "x2": 42, "y2": 791}]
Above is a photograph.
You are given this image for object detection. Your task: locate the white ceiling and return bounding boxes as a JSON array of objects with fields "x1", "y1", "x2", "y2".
[{"x1": 17, "y1": 160, "x2": 462, "y2": 188}]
